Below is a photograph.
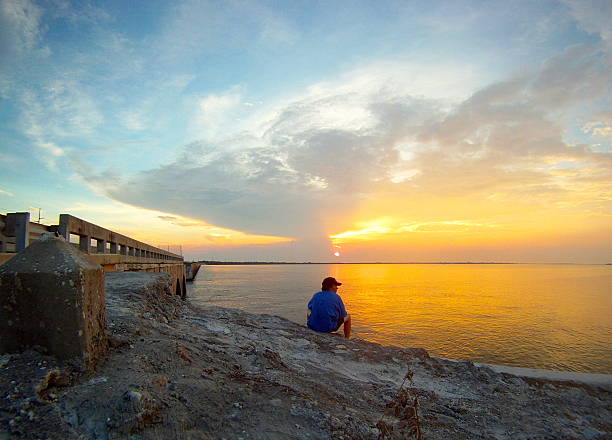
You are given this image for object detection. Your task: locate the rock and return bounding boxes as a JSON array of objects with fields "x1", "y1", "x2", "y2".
[
  {"x1": 124, "y1": 390, "x2": 142, "y2": 404},
  {"x1": 0, "y1": 354, "x2": 11, "y2": 368}
]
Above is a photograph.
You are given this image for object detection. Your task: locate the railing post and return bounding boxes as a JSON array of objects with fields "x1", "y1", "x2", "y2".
[
  {"x1": 79, "y1": 235, "x2": 90, "y2": 253},
  {"x1": 15, "y1": 212, "x2": 30, "y2": 252},
  {"x1": 58, "y1": 214, "x2": 70, "y2": 240},
  {"x1": 6, "y1": 212, "x2": 30, "y2": 252}
]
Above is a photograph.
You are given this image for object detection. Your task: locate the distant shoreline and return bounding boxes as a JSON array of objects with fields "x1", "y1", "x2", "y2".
[{"x1": 197, "y1": 261, "x2": 607, "y2": 266}]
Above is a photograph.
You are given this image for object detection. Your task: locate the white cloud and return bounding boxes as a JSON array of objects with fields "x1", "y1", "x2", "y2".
[
  {"x1": 20, "y1": 79, "x2": 103, "y2": 138},
  {"x1": 121, "y1": 111, "x2": 146, "y2": 131},
  {"x1": 258, "y1": 12, "x2": 299, "y2": 45},
  {"x1": 47, "y1": 0, "x2": 111, "y2": 24},
  {"x1": 562, "y1": 0, "x2": 612, "y2": 45},
  {"x1": 582, "y1": 111, "x2": 612, "y2": 138},
  {"x1": 0, "y1": 188, "x2": 14, "y2": 196},
  {"x1": 15, "y1": 80, "x2": 103, "y2": 170},
  {"x1": 153, "y1": 0, "x2": 299, "y2": 64},
  {"x1": 192, "y1": 86, "x2": 244, "y2": 139},
  {"x1": 0, "y1": 0, "x2": 43, "y2": 60}
]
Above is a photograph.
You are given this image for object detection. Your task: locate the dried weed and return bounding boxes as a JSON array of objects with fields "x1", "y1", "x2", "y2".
[{"x1": 376, "y1": 370, "x2": 423, "y2": 440}]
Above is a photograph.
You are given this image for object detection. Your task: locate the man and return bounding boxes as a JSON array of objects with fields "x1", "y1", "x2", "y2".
[{"x1": 307, "y1": 277, "x2": 352, "y2": 338}]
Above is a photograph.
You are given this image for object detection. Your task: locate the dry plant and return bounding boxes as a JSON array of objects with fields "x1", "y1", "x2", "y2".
[{"x1": 376, "y1": 370, "x2": 423, "y2": 440}]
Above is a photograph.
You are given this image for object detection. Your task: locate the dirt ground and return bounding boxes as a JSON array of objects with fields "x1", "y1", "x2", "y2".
[{"x1": 1, "y1": 272, "x2": 610, "y2": 439}]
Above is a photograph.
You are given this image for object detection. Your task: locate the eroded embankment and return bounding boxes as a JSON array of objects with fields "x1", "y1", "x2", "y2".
[{"x1": 0, "y1": 272, "x2": 610, "y2": 439}]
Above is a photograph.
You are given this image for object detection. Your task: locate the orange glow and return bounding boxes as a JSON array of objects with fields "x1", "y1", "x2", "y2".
[
  {"x1": 326, "y1": 184, "x2": 612, "y2": 262},
  {"x1": 62, "y1": 201, "x2": 293, "y2": 250},
  {"x1": 328, "y1": 263, "x2": 612, "y2": 369}
]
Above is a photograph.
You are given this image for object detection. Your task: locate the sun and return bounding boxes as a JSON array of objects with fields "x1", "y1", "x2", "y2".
[{"x1": 334, "y1": 252, "x2": 340, "y2": 257}]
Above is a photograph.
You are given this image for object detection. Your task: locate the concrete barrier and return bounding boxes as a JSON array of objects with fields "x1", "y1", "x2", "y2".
[{"x1": 0, "y1": 233, "x2": 107, "y2": 369}]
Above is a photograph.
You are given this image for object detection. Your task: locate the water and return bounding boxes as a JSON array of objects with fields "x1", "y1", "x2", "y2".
[{"x1": 187, "y1": 263, "x2": 612, "y2": 374}]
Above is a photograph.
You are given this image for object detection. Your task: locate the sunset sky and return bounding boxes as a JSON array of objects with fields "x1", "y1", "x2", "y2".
[{"x1": 1, "y1": 0, "x2": 610, "y2": 262}]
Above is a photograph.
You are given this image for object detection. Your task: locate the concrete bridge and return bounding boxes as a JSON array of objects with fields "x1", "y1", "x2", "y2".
[
  {"x1": 0, "y1": 212, "x2": 200, "y2": 298},
  {"x1": 0, "y1": 211, "x2": 203, "y2": 369}
]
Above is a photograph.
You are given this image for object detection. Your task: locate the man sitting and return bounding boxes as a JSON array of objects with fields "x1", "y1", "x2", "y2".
[{"x1": 307, "y1": 277, "x2": 351, "y2": 338}]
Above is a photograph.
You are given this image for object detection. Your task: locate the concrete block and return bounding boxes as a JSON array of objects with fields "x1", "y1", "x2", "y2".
[
  {"x1": 0, "y1": 233, "x2": 107, "y2": 369},
  {"x1": 5, "y1": 212, "x2": 30, "y2": 252}
]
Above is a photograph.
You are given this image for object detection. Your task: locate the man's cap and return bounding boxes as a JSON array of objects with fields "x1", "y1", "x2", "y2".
[{"x1": 322, "y1": 276, "x2": 342, "y2": 289}]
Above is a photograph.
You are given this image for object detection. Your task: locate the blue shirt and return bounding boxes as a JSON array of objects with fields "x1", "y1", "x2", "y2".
[{"x1": 307, "y1": 290, "x2": 348, "y2": 333}]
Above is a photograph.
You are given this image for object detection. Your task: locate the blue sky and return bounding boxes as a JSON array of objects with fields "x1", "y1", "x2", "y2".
[{"x1": 1, "y1": 0, "x2": 610, "y2": 262}]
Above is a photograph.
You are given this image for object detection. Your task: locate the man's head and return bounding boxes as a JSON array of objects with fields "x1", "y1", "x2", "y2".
[{"x1": 322, "y1": 276, "x2": 342, "y2": 292}]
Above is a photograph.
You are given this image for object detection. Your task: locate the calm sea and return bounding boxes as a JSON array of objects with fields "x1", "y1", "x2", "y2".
[{"x1": 187, "y1": 264, "x2": 612, "y2": 374}]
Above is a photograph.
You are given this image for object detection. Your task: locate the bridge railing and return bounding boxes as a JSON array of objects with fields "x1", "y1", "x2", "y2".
[
  {"x1": 0, "y1": 212, "x2": 183, "y2": 262},
  {"x1": 58, "y1": 214, "x2": 183, "y2": 261}
]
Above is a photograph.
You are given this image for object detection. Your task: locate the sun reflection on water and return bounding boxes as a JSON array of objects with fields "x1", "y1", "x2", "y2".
[{"x1": 189, "y1": 264, "x2": 612, "y2": 373}]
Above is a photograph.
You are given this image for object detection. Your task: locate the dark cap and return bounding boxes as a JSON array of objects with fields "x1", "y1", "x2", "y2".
[{"x1": 322, "y1": 277, "x2": 342, "y2": 290}]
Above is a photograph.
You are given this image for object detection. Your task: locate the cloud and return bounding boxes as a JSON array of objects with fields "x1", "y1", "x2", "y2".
[
  {"x1": 562, "y1": 0, "x2": 612, "y2": 46},
  {"x1": 153, "y1": 0, "x2": 299, "y2": 64},
  {"x1": 157, "y1": 215, "x2": 205, "y2": 227},
  {"x1": 192, "y1": 86, "x2": 244, "y2": 138},
  {"x1": 0, "y1": 188, "x2": 13, "y2": 196},
  {"x1": 46, "y1": 0, "x2": 111, "y2": 25},
  {"x1": 330, "y1": 219, "x2": 496, "y2": 243},
  {"x1": 78, "y1": 43, "x2": 610, "y2": 252},
  {"x1": 0, "y1": 0, "x2": 43, "y2": 64},
  {"x1": 15, "y1": 80, "x2": 103, "y2": 170},
  {"x1": 582, "y1": 111, "x2": 612, "y2": 137}
]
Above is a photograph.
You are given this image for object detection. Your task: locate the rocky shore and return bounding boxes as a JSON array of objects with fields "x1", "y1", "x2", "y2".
[{"x1": 1, "y1": 272, "x2": 610, "y2": 439}]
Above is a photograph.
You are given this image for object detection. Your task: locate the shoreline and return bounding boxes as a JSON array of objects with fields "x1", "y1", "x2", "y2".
[{"x1": 475, "y1": 362, "x2": 612, "y2": 388}]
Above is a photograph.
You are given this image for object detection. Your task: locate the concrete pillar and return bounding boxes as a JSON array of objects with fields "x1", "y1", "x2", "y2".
[
  {"x1": 109, "y1": 242, "x2": 117, "y2": 254},
  {"x1": 119, "y1": 244, "x2": 126, "y2": 255},
  {"x1": 128, "y1": 247, "x2": 134, "y2": 256},
  {"x1": 58, "y1": 214, "x2": 70, "y2": 240},
  {"x1": 0, "y1": 233, "x2": 107, "y2": 369},
  {"x1": 6, "y1": 212, "x2": 30, "y2": 252},
  {"x1": 96, "y1": 239, "x2": 106, "y2": 254},
  {"x1": 79, "y1": 235, "x2": 90, "y2": 253}
]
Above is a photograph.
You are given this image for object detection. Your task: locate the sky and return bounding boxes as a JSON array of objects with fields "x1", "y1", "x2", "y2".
[{"x1": 0, "y1": 0, "x2": 610, "y2": 263}]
